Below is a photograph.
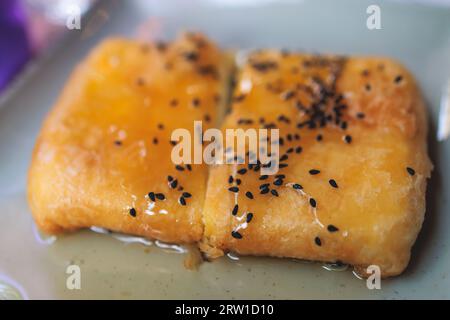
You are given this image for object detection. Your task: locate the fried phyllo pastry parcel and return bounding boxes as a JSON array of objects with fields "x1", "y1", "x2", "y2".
[
  {"x1": 200, "y1": 51, "x2": 432, "y2": 277},
  {"x1": 28, "y1": 33, "x2": 232, "y2": 243}
]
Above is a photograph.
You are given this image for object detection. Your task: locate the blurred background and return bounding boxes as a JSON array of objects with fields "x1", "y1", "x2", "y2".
[
  {"x1": 0, "y1": 0, "x2": 449, "y2": 95},
  {"x1": 0, "y1": 0, "x2": 97, "y2": 93}
]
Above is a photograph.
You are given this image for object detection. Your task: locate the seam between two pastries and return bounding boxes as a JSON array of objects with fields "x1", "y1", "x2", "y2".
[{"x1": 198, "y1": 50, "x2": 237, "y2": 243}]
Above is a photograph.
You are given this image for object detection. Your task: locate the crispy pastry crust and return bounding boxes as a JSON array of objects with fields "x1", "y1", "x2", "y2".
[
  {"x1": 28, "y1": 33, "x2": 232, "y2": 243},
  {"x1": 200, "y1": 51, "x2": 432, "y2": 277}
]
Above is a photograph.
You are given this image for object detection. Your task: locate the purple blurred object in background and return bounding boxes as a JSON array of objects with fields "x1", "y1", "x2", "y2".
[{"x1": 0, "y1": 0, "x2": 32, "y2": 92}]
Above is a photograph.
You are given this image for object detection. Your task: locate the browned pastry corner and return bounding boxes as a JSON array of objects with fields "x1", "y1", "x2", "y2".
[{"x1": 200, "y1": 51, "x2": 432, "y2": 277}]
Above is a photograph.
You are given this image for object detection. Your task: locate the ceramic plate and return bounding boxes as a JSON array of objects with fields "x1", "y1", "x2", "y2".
[{"x1": 1, "y1": 0, "x2": 449, "y2": 299}]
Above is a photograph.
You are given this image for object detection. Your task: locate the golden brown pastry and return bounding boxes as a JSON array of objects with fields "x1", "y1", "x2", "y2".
[
  {"x1": 28, "y1": 33, "x2": 232, "y2": 243},
  {"x1": 28, "y1": 32, "x2": 432, "y2": 277},
  {"x1": 200, "y1": 51, "x2": 432, "y2": 277}
]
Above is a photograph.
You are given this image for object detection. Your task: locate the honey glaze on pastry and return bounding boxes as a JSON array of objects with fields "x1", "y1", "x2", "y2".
[
  {"x1": 28, "y1": 33, "x2": 233, "y2": 243},
  {"x1": 200, "y1": 51, "x2": 432, "y2": 277}
]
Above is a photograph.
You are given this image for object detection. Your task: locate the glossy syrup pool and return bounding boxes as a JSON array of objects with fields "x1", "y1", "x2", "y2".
[{"x1": 1, "y1": 193, "x2": 415, "y2": 300}]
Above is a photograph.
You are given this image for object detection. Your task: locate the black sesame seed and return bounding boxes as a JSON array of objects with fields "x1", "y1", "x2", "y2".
[
  {"x1": 277, "y1": 115, "x2": 291, "y2": 124},
  {"x1": 237, "y1": 168, "x2": 248, "y2": 175},
  {"x1": 169, "y1": 179, "x2": 178, "y2": 189},
  {"x1": 344, "y1": 135, "x2": 352, "y2": 144},
  {"x1": 271, "y1": 189, "x2": 279, "y2": 197},
  {"x1": 179, "y1": 196, "x2": 186, "y2": 206},
  {"x1": 198, "y1": 65, "x2": 218, "y2": 78},
  {"x1": 175, "y1": 165, "x2": 185, "y2": 171},
  {"x1": 236, "y1": 178, "x2": 242, "y2": 185},
  {"x1": 329, "y1": 179, "x2": 338, "y2": 188},
  {"x1": 231, "y1": 230, "x2": 243, "y2": 239},
  {"x1": 356, "y1": 112, "x2": 365, "y2": 119},
  {"x1": 228, "y1": 186, "x2": 239, "y2": 193},
  {"x1": 183, "y1": 51, "x2": 199, "y2": 61},
  {"x1": 186, "y1": 164, "x2": 192, "y2": 171},
  {"x1": 293, "y1": 183, "x2": 303, "y2": 190},
  {"x1": 259, "y1": 175, "x2": 269, "y2": 180},
  {"x1": 260, "y1": 187, "x2": 270, "y2": 194},
  {"x1": 182, "y1": 192, "x2": 192, "y2": 198},
  {"x1": 232, "y1": 204, "x2": 239, "y2": 216},
  {"x1": 129, "y1": 208, "x2": 137, "y2": 217},
  {"x1": 273, "y1": 178, "x2": 283, "y2": 186},
  {"x1": 156, "y1": 41, "x2": 167, "y2": 51},
  {"x1": 148, "y1": 192, "x2": 155, "y2": 201},
  {"x1": 245, "y1": 191, "x2": 254, "y2": 199},
  {"x1": 233, "y1": 94, "x2": 246, "y2": 103},
  {"x1": 157, "y1": 123, "x2": 164, "y2": 130},
  {"x1": 314, "y1": 236, "x2": 322, "y2": 246},
  {"x1": 326, "y1": 115, "x2": 333, "y2": 123},
  {"x1": 259, "y1": 183, "x2": 270, "y2": 189},
  {"x1": 279, "y1": 163, "x2": 288, "y2": 169},
  {"x1": 228, "y1": 175, "x2": 234, "y2": 184},
  {"x1": 114, "y1": 140, "x2": 122, "y2": 146},
  {"x1": 394, "y1": 75, "x2": 403, "y2": 84},
  {"x1": 286, "y1": 147, "x2": 294, "y2": 154},
  {"x1": 153, "y1": 137, "x2": 158, "y2": 145},
  {"x1": 309, "y1": 169, "x2": 320, "y2": 175},
  {"x1": 251, "y1": 61, "x2": 278, "y2": 72},
  {"x1": 155, "y1": 193, "x2": 165, "y2": 200},
  {"x1": 327, "y1": 225, "x2": 339, "y2": 232},
  {"x1": 192, "y1": 98, "x2": 201, "y2": 107},
  {"x1": 281, "y1": 90, "x2": 295, "y2": 101},
  {"x1": 167, "y1": 175, "x2": 174, "y2": 182},
  {"x1": 406, "y1": 167, "x2": 415, "y2": 176},
  {"x1": 365, "y1": 84, "x2": 371, "y2": 91},
  {"x1": 309, "y1": 198, "x2": 317, "y2": 208},
  {"x1": 335, "y1": 94, "x2": 344, "y2": 103},
  {"x1": 316, "y1": 134, "x2": 323, "y2": 141},
  {"x1": 170, "y1": 99, "x2": 178, "y2": 107},
  {"x1": 246, "y1": 213, "x2": 254, "y2": 223},
  {"x1": 264, "y1": 122, "x2": 277, "y2": 129},
  {"x1": 295, "y1": 146, "x2": 303, "y2": 154},
  {"x1": 280, "y1": 154, "x2": 288, "y2": 162}
]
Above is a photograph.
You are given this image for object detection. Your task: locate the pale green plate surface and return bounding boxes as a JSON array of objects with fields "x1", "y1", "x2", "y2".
[{"x1": 0, "y1": 0, "x2": 449, "y2": 299}]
